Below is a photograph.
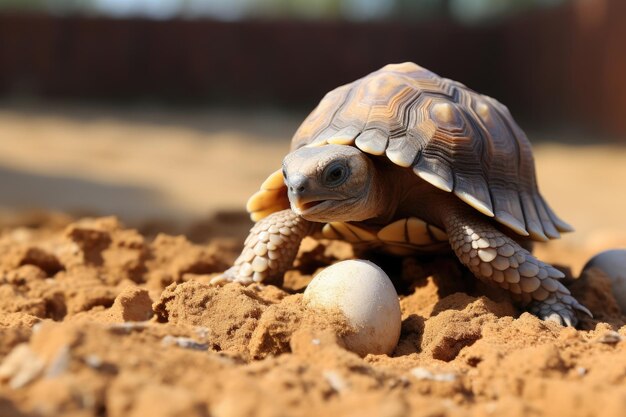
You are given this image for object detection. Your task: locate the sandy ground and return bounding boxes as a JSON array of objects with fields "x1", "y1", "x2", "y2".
[
  {"x1": 0, "y1": 103, "x2": 625, "y2": 417},
  {"x1": 1, "y1": 103, "x2": 625, "y2": 270}
]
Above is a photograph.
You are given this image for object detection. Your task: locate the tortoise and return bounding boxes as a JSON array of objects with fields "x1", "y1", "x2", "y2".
[{"x1": 213, "y1": 62, "x2": 591, "y2": 326}]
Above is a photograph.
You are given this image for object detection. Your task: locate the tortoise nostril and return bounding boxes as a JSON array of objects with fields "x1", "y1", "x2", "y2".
[
  {"x1": 288, "y1": 175, "x2": 308, "y2": 195},
  {"x1": 289, "y1": 185, "x2": 306, "y2": 193}
]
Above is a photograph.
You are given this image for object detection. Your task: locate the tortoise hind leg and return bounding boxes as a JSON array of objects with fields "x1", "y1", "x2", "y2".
[
  {"x1": 441, "y1": 206, "x2": 592, "y2": 326},
  {"x1": 211, "y1": 209, "x2": 314, "y2": 285}
]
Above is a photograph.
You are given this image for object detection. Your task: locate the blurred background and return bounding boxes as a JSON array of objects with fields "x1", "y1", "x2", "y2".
[{"x1": 0, "y1": 0, "x2": 624, "y2": 268}]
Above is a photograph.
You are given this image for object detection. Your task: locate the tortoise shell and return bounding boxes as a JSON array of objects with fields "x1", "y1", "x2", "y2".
[{"x1": 248, "y1": 62, "x2": 572, "y2": 243}]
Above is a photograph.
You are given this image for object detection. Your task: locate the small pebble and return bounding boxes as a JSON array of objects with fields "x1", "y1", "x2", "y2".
[
  {"x1": 410, "y1": 367, "x2": 457, "y2": 382},
  {"x1": 161, "y1": 336, "x2": 209, "y2": 351},
  {"x1": 593, "y1": 331, "x2": 623, "y2": 344}
]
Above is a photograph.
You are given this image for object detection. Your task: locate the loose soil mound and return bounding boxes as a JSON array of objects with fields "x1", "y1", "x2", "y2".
[{"x1": 0, "y1": 216, "x2": 624, "y2": 417}]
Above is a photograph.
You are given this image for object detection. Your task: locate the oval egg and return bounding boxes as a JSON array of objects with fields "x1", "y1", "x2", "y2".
[
  {"x1": 303, "y1": 259, "x2": 402, "y2": 356},
  {"x1": 582, "y1": 249, "x2": 626, "y2": 313}
]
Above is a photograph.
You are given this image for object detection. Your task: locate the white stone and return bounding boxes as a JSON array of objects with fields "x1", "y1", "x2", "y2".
[
  {"x1": 582, "y1": 249, "x2": 626, "y2": 313},
  {"x1": 410, "y1": 367, "x2": 457, "y2": 382},
  {"x1": 303, "y1": 260, "x2": 402, "y2": 356}
]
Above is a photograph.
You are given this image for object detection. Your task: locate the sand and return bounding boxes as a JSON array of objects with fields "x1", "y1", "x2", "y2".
[
  {"x1": 1, "y1": 103, "x2": 626, "y2": 256},
  {"x1": 0, "y1": 214, "x2": 623, "y2": 417},
  {"x1": 0, "y1": 104, "x2": 625, "y2": 416}
]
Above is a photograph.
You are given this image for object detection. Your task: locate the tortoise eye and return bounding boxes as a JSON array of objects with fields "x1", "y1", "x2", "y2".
[{"x1": 322, "y1": 162, "x2": 350, "y2": 187}]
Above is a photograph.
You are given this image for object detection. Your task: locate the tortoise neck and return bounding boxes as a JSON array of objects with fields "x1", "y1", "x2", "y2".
[
  {"x1": 373, "y1": 162, "x2": 456, "y2": 229},
  {"x1": 364, "y1": 159, "x2": 403, "y2": 224}
]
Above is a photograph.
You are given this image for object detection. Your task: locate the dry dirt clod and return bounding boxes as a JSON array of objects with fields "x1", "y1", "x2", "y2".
[{"x1": 0, "y1": 215, "x2": 623, "y2": 417}]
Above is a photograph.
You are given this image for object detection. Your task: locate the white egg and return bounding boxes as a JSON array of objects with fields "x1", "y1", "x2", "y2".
[
  {"x1": 303, "y1": 259, "x2": 402, "y2": 356},
  {"x1": 582, "y1": 249, "x2": 626, "y2": 312}
]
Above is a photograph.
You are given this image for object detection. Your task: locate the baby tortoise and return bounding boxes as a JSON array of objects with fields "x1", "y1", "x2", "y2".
[{"x1": 214, "y1": 62, "x2": 591, "y2": 326}]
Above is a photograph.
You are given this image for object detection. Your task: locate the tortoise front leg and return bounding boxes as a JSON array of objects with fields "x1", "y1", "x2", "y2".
[
  {"x1": 211, "y1": 209, "x2": 315, "y2": 285},
  {"x1": 441, "y1": 206, "x2": 592, "y2": 326}
]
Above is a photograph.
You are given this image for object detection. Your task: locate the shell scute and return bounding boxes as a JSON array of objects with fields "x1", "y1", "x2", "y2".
[
  {"x1": 243, "y1": 64, "x2": 570, "y2": 240},
  {"x1": 288, "y1": 62, "x2": 571, "y2": 240}
]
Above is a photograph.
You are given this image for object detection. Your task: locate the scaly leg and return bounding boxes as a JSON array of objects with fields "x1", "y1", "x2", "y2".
[
  {"x1": 442, "y1": 206, "x2": 592, "y2": 326},
  {"x1": 211, "y1": 209, "x2": 314, "y2": 285}
]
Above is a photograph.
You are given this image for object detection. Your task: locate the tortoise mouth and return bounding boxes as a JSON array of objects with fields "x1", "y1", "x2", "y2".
[
  {"x1": 298, "y1": 197, "x2": 358, "y2": 219},
  {"x1": 301, "y1": 200, "x2": 325, "y2": 211},
  {"x1": 297, "y1": 198, "x2": 345, "y2": 216}
]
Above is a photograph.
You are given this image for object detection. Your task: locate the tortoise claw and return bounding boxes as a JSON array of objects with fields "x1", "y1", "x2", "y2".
[
  {"x1": 209, "y1": 266, "x2": 255, "y2": 286},
  {"x1": 530, "y1": 305, "x2": 576, "y2": 327},
  {"x1": 543, "y1": 312, "x2": 566, "y2": 326},
  {"x1": 527, "y1": 293, "x2": 592, "y2": 327},
  {"x1": 575, "y1": 303, "x2": 593, "y2": 318}
]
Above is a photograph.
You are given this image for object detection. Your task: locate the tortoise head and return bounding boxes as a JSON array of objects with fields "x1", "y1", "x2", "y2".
[{"x1": 282, "y1": 144, "x2": 383, "y2": 222}]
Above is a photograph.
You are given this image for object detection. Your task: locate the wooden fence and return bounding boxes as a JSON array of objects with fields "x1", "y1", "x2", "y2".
[{"x1": 0, "y1": 0, "x2": 624, "y2": 136}]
